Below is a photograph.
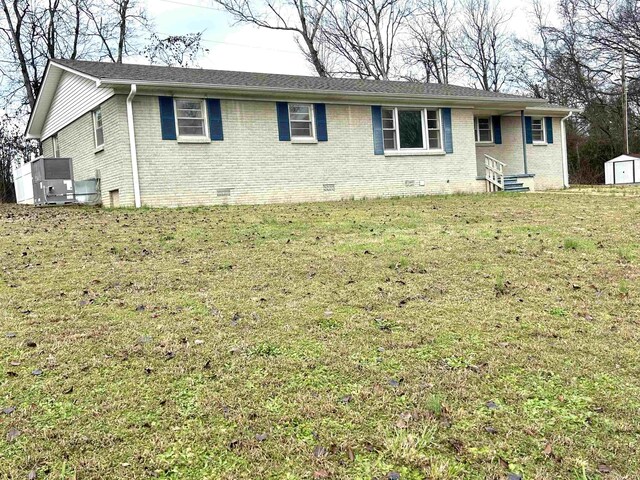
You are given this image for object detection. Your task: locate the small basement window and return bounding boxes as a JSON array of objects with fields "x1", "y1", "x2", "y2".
[
  {"x1": 175, "y1": 98, "x2": 207, "y2": 137},
  {"x1": 93, "y1": 108, "x2": 104, "y2": 149},
  {"x1": 531, "y1": 117, "x2": 546, "y2": 143},
  {"x1": 474, "y1": 117, "x2": 493, "y2": 143},
  {"x1": 289, "y1": 104, "x2": 315, "y2": 139}
]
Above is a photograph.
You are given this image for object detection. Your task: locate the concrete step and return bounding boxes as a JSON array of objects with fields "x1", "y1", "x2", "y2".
[{"x1": 503, "y1": 186, "x2": 530, "y2": 192}]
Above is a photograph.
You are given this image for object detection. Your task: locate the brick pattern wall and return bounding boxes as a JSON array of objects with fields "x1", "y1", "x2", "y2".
[
  {"x1": 42, "y1": 95, "x2": 134, "y2": 206},
  {"x1": 132, "y1": 97, "x2": 483, "y2": 207},
  {"x1": 43, "y1": 95, "x2": 567, "y2": 208},
  {"x1": 475, "y1": 116, "x2": 564, "y2": 190}
]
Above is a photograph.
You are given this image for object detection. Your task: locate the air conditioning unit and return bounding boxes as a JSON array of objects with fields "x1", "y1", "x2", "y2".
[{"x1": 31, "y1": 157, "x2": 77, "y2": 206}]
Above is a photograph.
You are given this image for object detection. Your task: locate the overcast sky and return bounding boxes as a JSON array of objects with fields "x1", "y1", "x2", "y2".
[{"x1": 148, "y1": 0, "x2": 561, "y2": 82}]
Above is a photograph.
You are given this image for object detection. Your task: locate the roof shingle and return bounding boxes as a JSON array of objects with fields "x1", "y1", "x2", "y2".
[{"x1": 53, "y1": 59, "x2": 542, "y2": 102}]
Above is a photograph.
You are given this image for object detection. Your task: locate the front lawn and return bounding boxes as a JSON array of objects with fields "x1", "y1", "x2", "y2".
[{"x1": 1, "y1": 192, "x2": 639, "y2": 479}]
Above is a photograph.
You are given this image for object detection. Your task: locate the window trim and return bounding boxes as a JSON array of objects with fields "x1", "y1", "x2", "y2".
[
  {"x1": 288, "y1": 103, "x2": 316, "y2": 140},
  {"x1": 382, "y1": 107, "x2": 444, "y2": 154},
  {"x1": 174, "y1": 97, "x2": 209, "y2": 140},
  {"x1": 52, "y1": 134, "x2": 60, "y2": 157},
  {"x1": 92, "y1": 108, "x2": 104, "y2": 149},
  {"x1": 474, "y1": 116, "x2": 493, "y2": 144},
  {"x1": 531, "y1": 116, "x2": 546, "y2": 144}
]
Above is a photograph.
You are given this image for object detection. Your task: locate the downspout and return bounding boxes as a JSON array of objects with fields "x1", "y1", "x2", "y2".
[
  {"x1": 126, "y1": 84, "x2": 141, "y2": 208},
  {"x1": 520, "y1": 110, "x2": 528, "y2": 174},
  {"x1": 560, "y1": 111, "x2": 573, "y2": 188}
]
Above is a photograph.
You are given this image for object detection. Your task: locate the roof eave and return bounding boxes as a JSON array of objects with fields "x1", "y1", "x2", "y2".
[{"x1": 100, "y1": 78, "x2": 548, "y2": 107}]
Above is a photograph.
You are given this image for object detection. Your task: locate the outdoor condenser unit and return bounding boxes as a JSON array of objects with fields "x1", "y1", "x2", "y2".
[{"x1": 31, "y1": 157, "x2": 77, "y2": 206}]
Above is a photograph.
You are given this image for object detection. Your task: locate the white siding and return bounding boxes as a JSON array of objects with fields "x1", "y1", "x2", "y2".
[{"x1": 41, "y1": 71, "x2": 114, "y2": 140}]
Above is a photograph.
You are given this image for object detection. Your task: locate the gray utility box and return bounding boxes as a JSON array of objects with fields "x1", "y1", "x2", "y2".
[{"x1": 31, "y1": 157, "x2": 77, "y2": 206}]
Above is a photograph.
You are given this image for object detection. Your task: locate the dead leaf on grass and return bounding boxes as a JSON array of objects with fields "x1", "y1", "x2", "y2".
[{"x1": 6, "y1": 427, "x2": 21, "y2": 442}]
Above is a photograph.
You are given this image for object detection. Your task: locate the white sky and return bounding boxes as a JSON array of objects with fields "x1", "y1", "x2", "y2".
[{"x1": 147, "y1": 0, "x2": 561, "y2": 80}]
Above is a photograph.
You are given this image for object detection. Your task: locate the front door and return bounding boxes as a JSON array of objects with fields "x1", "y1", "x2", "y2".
[{"x1": 614, "y1": 161, "x2": 634, "y2": 184}]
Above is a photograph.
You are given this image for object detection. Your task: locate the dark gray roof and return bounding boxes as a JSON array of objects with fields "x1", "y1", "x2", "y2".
[{"x1": 53, "y1": 59, "x2": 541, "y2": 102}]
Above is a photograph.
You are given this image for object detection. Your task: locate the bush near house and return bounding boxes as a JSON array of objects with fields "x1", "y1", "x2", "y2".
[{"x1": 1, "y1": 192, "x2": 639, "y2": 479}]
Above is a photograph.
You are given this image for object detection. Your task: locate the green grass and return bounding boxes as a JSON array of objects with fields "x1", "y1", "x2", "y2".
[{"x1": 1, "y1": 192, "x2": 639, "y2": 479}]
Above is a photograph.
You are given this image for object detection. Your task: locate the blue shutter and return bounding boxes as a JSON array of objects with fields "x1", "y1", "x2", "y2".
[
  {"x1": 371, "y1": 106, "x2": 384, "y2": 155},
  {"x1": 492, "y1": 115, "x2": 502, "y2": 144},
  {"x1": 159, "y1": 96, "x2": 176, "y2": 140},
  {"x1": 276, "y1": 102, "x2": 290, "y2": 141},
  {"x1": 207, "y1": 99, "x2": 223, "y2": 141},
  {"x1": 442, "y1": 108, "x2": 453, "y2": 153},
  {"x1": 525, "y1": 116, "x2": 533, "y2": 144},
  {"x1": 314, "y1": 103, "x2": 328, "y2": 141},
  {"x1": 545, "y1": 116, "x2": 554, "y2": 144}
]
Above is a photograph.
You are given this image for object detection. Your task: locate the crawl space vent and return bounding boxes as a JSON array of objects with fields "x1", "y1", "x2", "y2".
[
  {"x1": 216, "y1": 188, "x2": 231, "y2": 197},
  {"x1": 323, "y1": 184, "x2": 335, "y2": 192},
  {"x1": 405, "y1": 180, "x2": 415, "y2": 187}
]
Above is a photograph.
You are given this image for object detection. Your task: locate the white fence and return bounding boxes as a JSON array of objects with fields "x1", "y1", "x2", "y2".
[{"x1": 12, "y1": 162, "x2": 33, "y2": 205}]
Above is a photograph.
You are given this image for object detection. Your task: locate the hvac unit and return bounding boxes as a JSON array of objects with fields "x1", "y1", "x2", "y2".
[{"x1": 31, "y1": 157, "x2": 77, "y2": 206}]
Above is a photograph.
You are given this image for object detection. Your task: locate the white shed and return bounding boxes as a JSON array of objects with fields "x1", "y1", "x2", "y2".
[{"x1": 605, "y1": 154, "x2": 640, "y2": 185}]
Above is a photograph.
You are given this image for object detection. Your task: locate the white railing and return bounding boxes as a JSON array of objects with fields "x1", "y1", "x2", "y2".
[{"x1": 484, "y1": 155, "x2": 506, "y2": 192}]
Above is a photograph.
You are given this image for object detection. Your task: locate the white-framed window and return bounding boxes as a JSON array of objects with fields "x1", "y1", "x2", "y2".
[
  {"x1": 474, "y1": 116, "x2": 493, "y2": 143},
  {"x1": 52, "y1": 134, "x2": 60, "y2": 157},
  {"x1": 175, "y1": 98, "x2": 207, "y2": 137},
  {"x1": 93, "y1": 108, "x2": 104, "y2": 149},
  {"x1": 381, "y1": 107, "x2": 443, "y2": 152},
  {"x1": 289, "y1": 103, "x2": 315, "y2": 139},
  {"x1": 531, "y1": 117, "x2": 546, "y2": 143}
]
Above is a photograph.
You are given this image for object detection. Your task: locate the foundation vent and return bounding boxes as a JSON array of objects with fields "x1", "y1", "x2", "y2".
[
  {"x1": 405, "y1": 180, "x2": 415, "y2": 187},
  {"x1": 216, "y1": 188, "x2": 232, "y2": 197},
  {"x1": 323, "y1": 183, "x2": 335, "y2": 192}
]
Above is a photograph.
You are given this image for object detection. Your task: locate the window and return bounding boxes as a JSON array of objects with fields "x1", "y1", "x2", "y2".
[
  {"x1": 289, "y1": 104, "x2": 314, "y2": 139},
  {"x1": 382, "y1": 107, "x2": 442, "y2": 152},
  {"x1": 52, "y1": 135, "x2": 60, "y2": 157},
  {"x1": 531, "y1": 117, "x2": 545, "y2": 143},
  {"x1": 382, "y1": 108, "x2": 396, "y2": 150},
  {"x1": 93, "y1": 108, "x2": 104, "y2": 149},
  {"x1": 175, "y1": 98, "x2": 206, "y2": 137},
  {"x1": 474, "y1": 117, "x2": 493, "y2": 143}
]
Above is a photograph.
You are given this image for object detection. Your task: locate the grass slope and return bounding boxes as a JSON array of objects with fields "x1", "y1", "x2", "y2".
[{"x1": 1, "y1": 192, "x2": 639, "y2": 479}]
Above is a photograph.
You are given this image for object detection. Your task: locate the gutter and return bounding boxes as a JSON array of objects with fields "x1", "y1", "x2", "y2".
[
  {"x1": 126, "y1": 84, "x2": 142, "y2": 208},
  {"x1": 100, "y1": 78, "x2": 550, "y2": 106},
  {"x1": 560, "y1": 111, "x2": 573, "y2": 188}
]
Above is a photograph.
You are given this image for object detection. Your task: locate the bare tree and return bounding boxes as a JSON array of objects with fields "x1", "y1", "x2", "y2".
[
  {"x1": 144, "y1": 32, "x2": 208, "y2": 68},
  {"x1": 1, "y1": 0, "x2": 37, "y2": 109},
  {"x1": 452, "y1": 0, "x2": 513, "y2": 91},
  {"x1": 212, "y1": 0, "x2": 330, "y2": 76},
  {"x1": 403, "y1": 0, "x2": 455, "y2": 83},
  {"x1": 322, "y1": 0, "x2": 413, "y2": 79},
  {"x1": 83, "y1": 0, "x2": 149, "y2": 63}
]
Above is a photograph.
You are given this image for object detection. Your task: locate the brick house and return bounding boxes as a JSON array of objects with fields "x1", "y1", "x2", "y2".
[{"x1": 26, "y1": 59, "x2": 576, "y2": 208}]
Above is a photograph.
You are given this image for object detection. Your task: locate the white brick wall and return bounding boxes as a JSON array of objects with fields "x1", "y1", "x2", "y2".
[
  {"x1": 42, "y1": 95, "x2": 134, "y2": 206},
  {"x1": 43, "y1": 95, "x2": 567, "y2": 208},
  {"x1": 475, "y1": 116, "x2": 564, "y2": 190},
  {"x1": 132, "y1": 97, "x2": 483, "y2": 207}
]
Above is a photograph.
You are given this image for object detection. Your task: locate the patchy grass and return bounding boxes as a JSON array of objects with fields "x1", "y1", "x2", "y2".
[{"x1": 1, "y1": 192, "x2": 639, "y2": 479}]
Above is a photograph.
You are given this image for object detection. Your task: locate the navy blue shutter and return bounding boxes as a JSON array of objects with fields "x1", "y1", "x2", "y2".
[
  {"x1": 492, "y1": 115, "x2": 502, "y2": 144},
  {"x1": 442, "y1": 108, "x2": 453, "y2": 153},
  {"x1": 545, "y1": 116, "x2": 554, "y2": 144},
  {"x1": 525, "y1": 116, "x2": 533, "y2": 144},
  {"x1": 314, "y1": 103, "x2": 328, "y2": 141},
  {"x1": 371, "y1": 106, "x2": 384, "y2": 155},
  {"x1": 159, "y1": 96, "x2": 177, "y2": 140},
  {"x1": 276, "y1": 102, "x2": 290, "y2": 141},
  {"x1": 206, "y1": 99, "x2": 224, "y2": 141}
]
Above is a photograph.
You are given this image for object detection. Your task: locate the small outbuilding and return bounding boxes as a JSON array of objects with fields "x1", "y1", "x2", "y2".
[{"x1": 605, "y1": 154, "x2": 640, "y2": 185}]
